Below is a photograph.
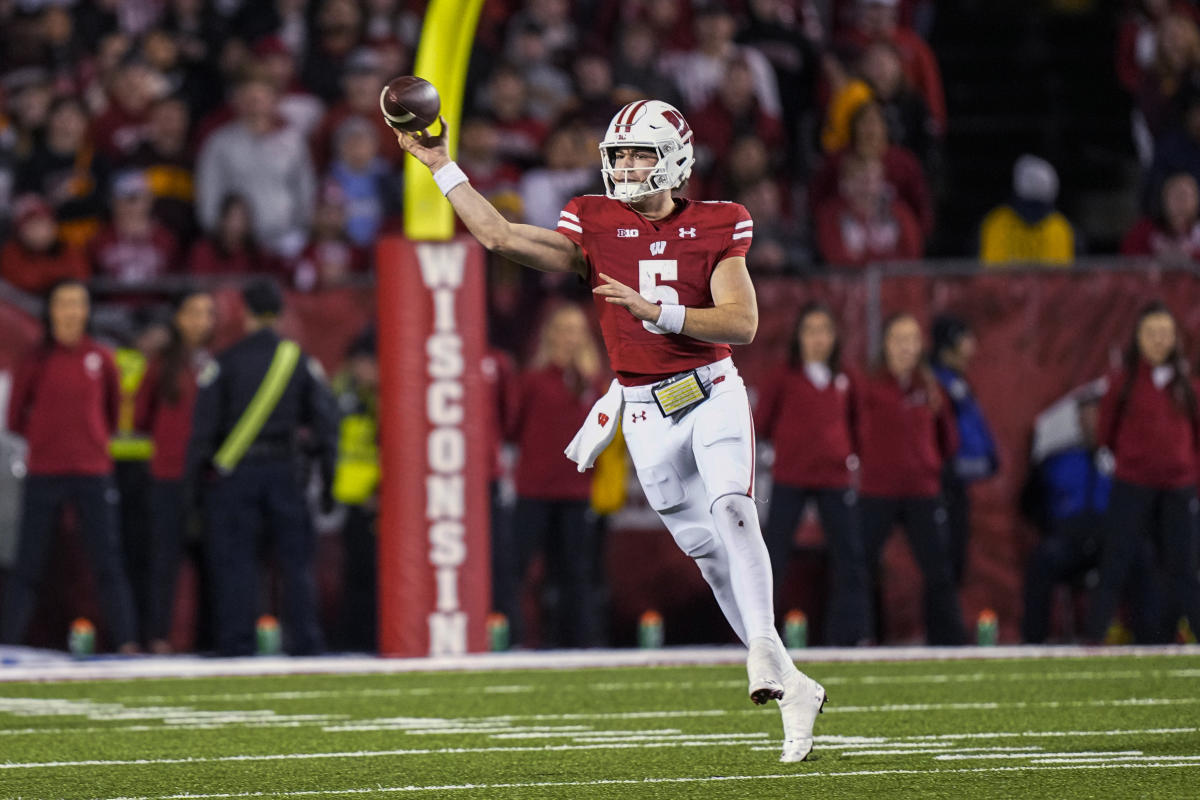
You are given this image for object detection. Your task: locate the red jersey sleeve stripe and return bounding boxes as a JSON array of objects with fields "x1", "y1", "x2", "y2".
[{"x1": 558, "y1": 220, "x2": 583, "y2": 233}]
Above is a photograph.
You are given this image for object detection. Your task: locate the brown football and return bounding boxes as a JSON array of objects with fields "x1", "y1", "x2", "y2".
[{"x1": 379, "y1": 75, "x2": 440, "y2": 132}]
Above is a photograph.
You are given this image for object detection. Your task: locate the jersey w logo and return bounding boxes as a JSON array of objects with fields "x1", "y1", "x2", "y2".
[
  {"x1": 649, "y1": 241, "x2": 667, "y2": 256},
  {"x1": 679, "y1": 227, "x2": 697, "y2": 238}
]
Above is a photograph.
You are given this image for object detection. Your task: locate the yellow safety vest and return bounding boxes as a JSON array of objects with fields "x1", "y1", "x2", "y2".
[
  {"x1": 979, "y1": 205, "x2": 1075, "y2": 266},
  {"x1": 110, "y1": 347, "x2": 154, "y2": 461},
  {"x1": 332, "y1": 413, "x2": 380, "y2": 505}
]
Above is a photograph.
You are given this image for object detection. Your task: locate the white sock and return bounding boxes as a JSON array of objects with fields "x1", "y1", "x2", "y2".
[
  {"x1": 694, "y1": 538, "x2": 749, "y2": 646},
  {"x1": 710, "y1": 493, "x2": 777, "y2": 642}
]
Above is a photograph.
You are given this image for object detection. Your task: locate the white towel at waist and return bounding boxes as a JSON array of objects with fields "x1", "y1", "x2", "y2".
[{"x1": 564, "y1": 378, "x2": 624, "y2": 472}]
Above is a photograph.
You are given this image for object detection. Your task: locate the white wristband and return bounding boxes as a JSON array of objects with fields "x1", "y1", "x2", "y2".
[
  {"x1": 656, "y1": 303, "x2": 686, "y2": 334},
  {"x1": 432, "y1": 161, "x2": 469, "y2": 196}
]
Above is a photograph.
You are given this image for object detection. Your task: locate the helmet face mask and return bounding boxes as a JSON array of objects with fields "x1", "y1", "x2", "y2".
[{"x1": 599, "y1": 100, "x2": 695, "y2": 203}]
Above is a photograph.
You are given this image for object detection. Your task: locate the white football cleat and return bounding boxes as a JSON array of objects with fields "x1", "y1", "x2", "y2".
[
  {"x1": 747, "y1": 637, "x2": 785, "y2": 705},
  {"x1": 778, "y1": 669, "x2": 827, "y2": 762}
]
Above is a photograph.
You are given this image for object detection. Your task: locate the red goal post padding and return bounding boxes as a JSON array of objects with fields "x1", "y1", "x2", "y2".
[{"x1": 375, "y1": 236, "x2": 491, "y2": 656}]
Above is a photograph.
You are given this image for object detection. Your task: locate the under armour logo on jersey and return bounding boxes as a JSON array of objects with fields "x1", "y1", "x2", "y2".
[
  {"x1": 649, "y1": 241, "x2": 667, "y2": 256},
  {"x1": 597, "y1": 412, "x2": 609, "y2": 427},
  {"x1": 617, "y1": 228, "x2": 639, "y2": 238},
  {"x1": 679, "y1": 227, "x2": 697, "y2": 238},
  {"x1": 630, "y1": 410, "x2": 648, "y2": 423}
]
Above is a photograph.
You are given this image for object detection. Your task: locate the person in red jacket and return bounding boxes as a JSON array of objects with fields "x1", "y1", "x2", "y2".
[
  {"x1": 856, "y1": 312, "x2": 966, "y2": 645},
  {"x1": 0, "y1": 280, "x2": 139, "y2": 652},
  {"x1": 755, "y1": 303, "x2": 870, "y2": 646},
  {"x1": 134, "y1": 287, "x2": 216, "y2": 653},
  {"x1": 1085, "y1": 302, "x2": 1200, "y2": 643},
  {"x1": 508, "y1": 304, "x2": 606, "y2": 648},
  {"x1": 815, "y1": 153, "x2": 923, "y2": 268},
  {"x1": 0, "y1": 194, "x2": 90, "y2": 294}
]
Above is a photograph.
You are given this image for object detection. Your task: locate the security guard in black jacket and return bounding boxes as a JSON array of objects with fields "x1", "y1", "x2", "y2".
[{"x1": 186, "y1": 278, "x2": 338, "y2": 656}]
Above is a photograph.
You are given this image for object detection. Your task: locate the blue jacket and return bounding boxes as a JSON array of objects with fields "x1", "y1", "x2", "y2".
[
  {"x1": 934, "y1": 364, "x2": 998, "y2": 482},
  {"x1": 1040, "y1": 448, "x2": 1110, "y2": 520}
]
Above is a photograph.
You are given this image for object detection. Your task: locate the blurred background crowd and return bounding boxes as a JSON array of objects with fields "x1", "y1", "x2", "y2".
[{"x1": 1, "y1": 0, "x2": 1199, "y2": 655}]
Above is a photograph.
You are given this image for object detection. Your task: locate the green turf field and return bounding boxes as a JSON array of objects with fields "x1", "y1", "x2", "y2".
[{"x1": 2, "y1": 653, "x2": 1199, "y2": 799}]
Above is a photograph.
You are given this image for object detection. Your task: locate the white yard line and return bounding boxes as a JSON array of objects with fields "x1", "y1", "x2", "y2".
[
  {"x1": 2, "y1": 644, "x2": 1198, "y2": 684},
  {"x1": 91, "y1": 762, "x2": 1200, "y2": 800}
]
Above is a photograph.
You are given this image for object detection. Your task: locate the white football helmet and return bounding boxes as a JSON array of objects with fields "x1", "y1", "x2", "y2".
[{"x1": 599, "y1": 100, "x2": 695, "y2": 202}]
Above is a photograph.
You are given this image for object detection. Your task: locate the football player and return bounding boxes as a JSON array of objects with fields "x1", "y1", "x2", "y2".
[{"x1": 395, "y1": 100, "x2": 827, "y2": 762}]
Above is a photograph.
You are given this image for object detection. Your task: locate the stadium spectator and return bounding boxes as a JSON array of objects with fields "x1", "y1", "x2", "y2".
[
  {"x1": 932, "y1": 314, "x2": 999, "y2": 586},
  {"x1": 330, "y1": 325, "x2": 381, "y2": 652},
  {"x1": 508, "y1": 304, "x2": 606, "y2": 648},
  {"x1": 755, "y1": 303, "x2": 871, "y2": 646},
  {"x1": 16, "y1": 94, "x2": 110, "y2": 249},
  {"x1": 186, "y1": 193, "x2": 271, "y2": 275},
  {"x1": 814, "y1": 153, "x2": 923, "y2": 268},
  {"x1": 124, "y1": 95, "x2": 198, "y2": 246},
  {"x1": 518, "y1": 125, "x2": 598, "y2": 230},
  {"x1": 661, "y1": 1, "x2": 783, "y2": 117},
  {"x1": 810, "y1": 100, "x2": 932, "y2": 235},
  {"x1": 857, "y1": 40, "x2": 941, "y2": 181},
  {"x1": 1117, "y1": 0, "x2": 1200, "y2": 95},
  {"x1": 689, "y1": 56, "x2": 787, "y2": 190},
  {"x1": 738, "y1": 0, "x2": 823, "y2": 154},
  {"x1": 310, "y1": 46, "x2": 402, "y2": 170},
  {"x1": 456, "y1": 116, "x2": 524, "y2": 200},
  {"x1": 836, "y1": 0, "x2": 946, "y2": 134},
  {"x1": 1019, "y1": 384, "x2": 1137, "y2": 644},
  {"x1": 1085, "y1": 302, "x2": 1200, "y2": 644},
  {"x1": 505, "y1": 0, "x2": 579, "y2": 68},
  {"x1": 196, "y1": 71, "x2": 316, "y2": 258},
  {"x1": 1133, "y1": 11, "x2": 1200, "y2": 163},
  {"x1": 3, "y1": 68, "x2": 55, "y2": 158},
  {"x1": 505, "y1": 17, "x2": 575, "y2": 123},
  {"x1": 979, "y1": 155, "x2": 1075, "y2": 266},
  {"x1": 135, "y1": 287, "x2": 217, "y2": 654},
  {"x1": 1142, "y1": 89, "x2": 1200, "y2": 211},
  {"x1": 1123, "y1": 171, "x2": 1200, "y2": 260},
  {"x1": 476, "y1": 65, "x2": 548, "y2": 170},
  {"x1": 90, "y1": 53, "x2": 161, "y2": 160},
  {"x1": 186, "y1": 278, "x2": 338, "y2": 657},
  {"x1": 234, "y1": 0, "x2": 311, "y2": 59},
  {"x1": 857, "y1": 312, "x2": 966, "y2": 645},
  {"x1": 0, "y1": 280, "x2": 139, "y2": 653},
  {"x1": 283, "y1": 182, "x2": 369, "y2": 291},
  {"x1": 609, "y1": 24, "x2": 683, "y2": 108},
  {"x1": 0, "y1": 194, "x2": 90, "y2": 294},
  {"x1": 325, "y1": 115, "x2": 398, "y2": 248},
  {"x1": 707, "y1": 134, "x2": 784, "y2": 206},
  {"x1": 735, "y1": 177, "x2": 809, "y2": 272},
  {"x1": 567, "y1": 49, "x2": 622, "y2": 131},
  {"x1": 252, "y1": 35, "x2": 325, "y2": 138},
  {"x1": 89, "y1": 170, "x2": 179, "y2": 284},
  {"x1": 301, "y1": 0, "x2": 366, "y2": 103}
]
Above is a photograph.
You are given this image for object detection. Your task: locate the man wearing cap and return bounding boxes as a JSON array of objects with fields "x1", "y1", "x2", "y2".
[
  {"x1": 979, "y1": 154, "x2": 1076, "y2": 266},
  {"x1": 185, "y1": 278, "x2": 338, "y2": 656}
]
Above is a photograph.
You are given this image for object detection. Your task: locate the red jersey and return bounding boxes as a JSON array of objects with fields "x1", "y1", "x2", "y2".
[
  {"x1": 755, "y1": 365, "x2": 857, "y2": 489},
  {"x1": 1098, "y1": 363, "x2": 1200, "y2": 489},
  {"x1": 556, "y1": 195, "x2": 753, "y2": 385},
  {"x1": 8, "y1": 338, "x2": 120, "y2": 476},
  {"x1": 855, "y1": 370, "x2": 957, "y2": 498},
  {"x1": 136, "y1": 355, "x2": 207, "y2": 481},
  {"x1": 511, "y1": 365, "x2": 601, "y2": 501}
]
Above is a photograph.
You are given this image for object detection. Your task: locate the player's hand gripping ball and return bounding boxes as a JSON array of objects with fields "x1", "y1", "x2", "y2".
[{"x1": 379, "y1": 76, "x2": 441, "y2": 132}]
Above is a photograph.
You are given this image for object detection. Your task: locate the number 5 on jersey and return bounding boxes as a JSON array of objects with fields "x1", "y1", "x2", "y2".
[{"x1": 640, "y1": 259, "x2": 678, "y2": 335}]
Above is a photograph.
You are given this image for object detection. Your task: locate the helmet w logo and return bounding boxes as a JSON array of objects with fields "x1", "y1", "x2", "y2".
[{"x1": 649, "y1": 241, "x2": 667, "y2": 255}]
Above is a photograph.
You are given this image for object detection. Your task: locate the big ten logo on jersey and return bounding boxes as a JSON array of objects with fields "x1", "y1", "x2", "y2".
[{"x1": 617, "y1": 228, "x2": 639, "y2": 238}]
